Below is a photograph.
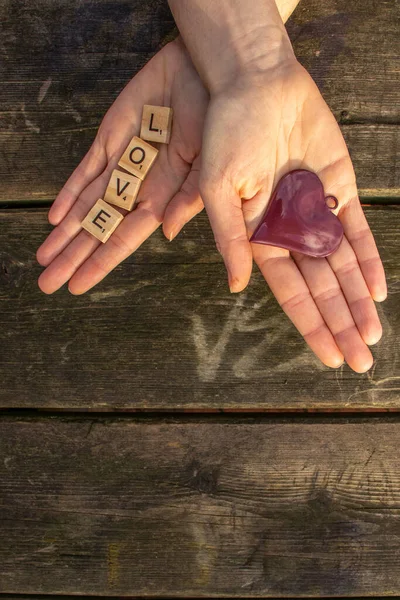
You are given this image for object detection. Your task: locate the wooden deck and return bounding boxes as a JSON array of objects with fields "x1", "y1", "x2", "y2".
[{"x1": 0, "y1": 0, "x2": 399, "y2": 596}]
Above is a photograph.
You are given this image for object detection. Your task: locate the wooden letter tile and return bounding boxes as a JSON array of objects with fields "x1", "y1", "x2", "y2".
[
  {"x1": 118, "y1": 136, "x2": 158, "y2": 180},
  {"x1": 140, "y1": 105, "x2": 173, "y2": 144},
  {"x1": 81, "y1": 198, "x2": 124, "y2": 243},
  {"x1": 104, "y1": 169, "x2": 141, "y2": 211}
]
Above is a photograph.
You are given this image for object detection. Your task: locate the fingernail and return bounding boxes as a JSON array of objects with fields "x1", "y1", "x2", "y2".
[
  {"x1": 48, "y1": 210, "x2": 58, "y2": 225},
  {"x1": 224, "y1": 261, "x2": 236, "y2": 292},
  {"x1": 373, "y1": 288, "x2": 387, "y2": 302},
  {"x1": 228, "y1": 271, "x2": 241, "y2": 293},
  {"x1": 169, "y1": 224, "x2": 181, "y2": 242}
]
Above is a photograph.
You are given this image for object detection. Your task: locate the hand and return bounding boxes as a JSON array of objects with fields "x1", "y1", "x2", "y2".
[
  {"x1": 36, "y1": 38, "x2": 207, "y2": 294},
  {"x1": 167, "y1": 59, "x2": 387, "y2": 373}
]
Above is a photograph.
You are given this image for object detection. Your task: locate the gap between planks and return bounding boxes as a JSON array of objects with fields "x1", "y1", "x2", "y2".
[
  {"x1": 1, "y1": 411, "x2": 400, "y2": 424},
  {"x1": 0, "y1": 194, "x2": 399, "y2": 209}
]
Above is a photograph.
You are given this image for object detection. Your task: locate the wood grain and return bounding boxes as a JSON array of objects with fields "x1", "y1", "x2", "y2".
[
  {"x1": 0, "y1": 0, "x2": 398, "y2": 202},
  {"x1": 0, "y1": 597, "x2": 124, "y2": 600},
  {"x1": 0, "y1": 597, "x2": 134, "y2": 600},
  {"x1": 1, "y1": 416, "x2": 400, "y2": 596},
  {"x1": 289, "y1": 0, "x2": 399, "y2": 123},
  {"x1": 0, "y1": 206, "x2": 398, "y2": 411}
]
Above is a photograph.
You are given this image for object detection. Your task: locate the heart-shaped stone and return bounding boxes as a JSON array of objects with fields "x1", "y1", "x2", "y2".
[{"x1": 250, "y1": 169, "x2": 344, "y2": 257}]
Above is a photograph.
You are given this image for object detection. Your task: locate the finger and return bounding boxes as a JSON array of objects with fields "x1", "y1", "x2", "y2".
[
  {"x1": 293, "y1": 250, "x2": 374, "y2": 373},
  {"x1": 252, "y1": 244, "x2": 344, "y2": 369},
  {"x1": 163, "y1": 156, "x2": 204, "y2": 241},
  {"x1": 38, "y1": 230, "x2": 100, "y2": 295},
  {"x1": 327, "y1": 236, "x2": 382, "y2": 346},
  {"x1": 200, "y1": 179, "x2": 253, "y2": 293},
  {"x1": 38, "y1": 198, "x2": 158, "y2": 295},
  {"x1": 68, "y1": 154, "x2": 191, "y2": 295},
  {"x1": 48, "y1": 141, "x2": 107, "y2": 226},
  {"x1": 314, "y1": 151, "x2": 387, "y2": 303},
  {"x1": 339, "y1": 197, "x2": 387, "y2": 302},
  {"x1": 68, "y1": 203, "x2": 160, "y2": 295},
  {"x1": 36, "y1": 165, "x2": 118, "y2": 267}
]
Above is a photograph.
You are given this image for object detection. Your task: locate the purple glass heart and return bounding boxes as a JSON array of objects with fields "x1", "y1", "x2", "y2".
[{"x1": 250, "y1": 169, "x2": 344, "y2": 257}]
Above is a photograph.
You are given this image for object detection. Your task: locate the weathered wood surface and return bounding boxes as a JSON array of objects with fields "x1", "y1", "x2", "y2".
[
  {"x1": 0, "y1": 597, "x2": 138, "y2": 600},
  {"x1": 0, "y1": 0, "x2": 399, "y2": 202},
  {"x1": 290, "y1": 0, "x2": 399, "y2": 123},
  {"x1": 0, "y1": 206, "x2": 398, "y2": 411},
  {"x1": 1, "y1": 416, "x2": 400, "y2": 596},
  {"x1": 0, "y1": 597, "x2": 392, "y2": 600},
  {"x1": 0, "y1": 597, "x2": 124, "y2": 600}
]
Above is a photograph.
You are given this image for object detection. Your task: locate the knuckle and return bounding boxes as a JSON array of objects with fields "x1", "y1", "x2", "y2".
[{"x1": 280, "y1": 290, "x2": 310, "y2": 312}]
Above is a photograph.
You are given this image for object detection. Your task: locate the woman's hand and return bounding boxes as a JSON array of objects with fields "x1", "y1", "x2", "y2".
[
  {"x1": 36, "y1": 38, "x2": 208, "y2": 295},
  {"x1": 164, "y1": 59, "x2": 387, "y2": 373}
]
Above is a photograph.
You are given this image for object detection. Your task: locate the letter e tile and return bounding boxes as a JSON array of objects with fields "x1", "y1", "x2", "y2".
[{"x1": 81, "y1": 198, "x2": 124, "y2": 243}]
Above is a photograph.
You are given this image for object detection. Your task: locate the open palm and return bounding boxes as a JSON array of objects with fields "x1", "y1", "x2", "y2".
[
  {"x1": 36, "y1": 38, "x2": 207, "y2": 294},
  {"x1": 176, "y1": 62, "x2": 386, "y2": 373}
]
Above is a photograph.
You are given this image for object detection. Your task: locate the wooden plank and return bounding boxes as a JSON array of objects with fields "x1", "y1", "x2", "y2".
[
  {"x1": 2, "y1": 416, "x2": 400, "y2": 595},
  {"x1": 344, "y1": 125, "x2": 399, "y2": 194},
  {"x1": 0, "y1": 597, "x2": 133, "y2": 600},
  {"x1": 289, "y1": 0, "x2": 399, "y2": 123},
  {"x1": 0, "y1": 0, "x2": 398, "y2": 202},
  {"x1": 0, "y1": 597, "x2": 148, "y2": 600},
  {"x1": 0, "y1": 206, "x2": 398, "y2": 411},
  {"x1": 0, "y1": 596, "x2": 394, "y2": 600}
]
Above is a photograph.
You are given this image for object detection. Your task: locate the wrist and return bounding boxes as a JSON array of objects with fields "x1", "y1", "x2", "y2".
[
  {"x1": 168, "y1": 0, "x2": 297, "y2": 96},
  {"x1": 207, "y1": 25, "x2": 296, "y2": 96}
]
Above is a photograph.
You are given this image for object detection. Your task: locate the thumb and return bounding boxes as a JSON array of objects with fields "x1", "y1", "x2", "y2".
[{"x1": 200, "y1": 179, "x2": 253, "y2": 293}]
